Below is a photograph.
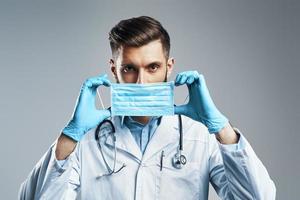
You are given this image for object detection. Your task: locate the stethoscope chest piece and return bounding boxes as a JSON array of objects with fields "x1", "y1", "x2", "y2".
[{"x1": 172, "y1": 151, "x2": 187, "y2": 169}]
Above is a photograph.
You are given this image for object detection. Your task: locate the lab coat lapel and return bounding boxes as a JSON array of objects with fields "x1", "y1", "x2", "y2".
[
  {"x1": 142, "y1": 115, "x2": 179, "y2": 162},
  {"x1": 104, "y1": 116, "x2": 142, "y2": 161}
]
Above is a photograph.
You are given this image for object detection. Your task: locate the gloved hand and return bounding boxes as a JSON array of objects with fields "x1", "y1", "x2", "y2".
[
  {"x1": 174, "y1": 71, "x2": 228, "y2": 133},
  {"x1": 62, "y1": 74, "x2": 111, "y2": 141}
]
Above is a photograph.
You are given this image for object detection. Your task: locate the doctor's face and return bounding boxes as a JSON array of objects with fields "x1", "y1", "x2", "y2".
[{"x1": 110, "y1": 40, "x2": 174, "y2": 84}]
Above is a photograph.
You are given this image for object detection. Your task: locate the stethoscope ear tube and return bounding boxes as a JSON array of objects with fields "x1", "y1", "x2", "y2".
[
  {"x1": 95, "y1": 118, "x2": 125, "y2": 178},
  {"x1": 95, "y1": 119, "x2": 115, "y2": 141},
  {"x1": 172, "y1": 114, "x2": 186, "y2": 169},
  {"x1": 178, "y1": 114, "x2": 183, "y2": 151}
]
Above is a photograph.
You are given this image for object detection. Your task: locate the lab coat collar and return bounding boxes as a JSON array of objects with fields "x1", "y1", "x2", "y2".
[
  {"x1": 104, "y1": 115, "x2": 179, "y2": 163},
  {"x1": 119, "y1": 116, "x2": 162, "y2": 128},
  {"x1": 142, "y1": 115, "x2": 179, "y2": 162},
  {"x1": 105, "y1": 116, "x2": 143, "y2": 161}
]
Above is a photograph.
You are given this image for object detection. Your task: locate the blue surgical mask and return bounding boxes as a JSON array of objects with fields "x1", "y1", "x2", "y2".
[{"x1": 111, "y1": 82, "x2": 174, "y2": 116}]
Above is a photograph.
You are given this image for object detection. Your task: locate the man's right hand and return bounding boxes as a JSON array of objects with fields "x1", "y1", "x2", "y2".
[{"x1": 62, "y1": 74, "x2": 111, "y2": 142}]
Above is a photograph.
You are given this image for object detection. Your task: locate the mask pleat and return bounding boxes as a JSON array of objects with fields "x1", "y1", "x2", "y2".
[{"x1": 111, "y1": 82, "x2": 174, "y2": 116}]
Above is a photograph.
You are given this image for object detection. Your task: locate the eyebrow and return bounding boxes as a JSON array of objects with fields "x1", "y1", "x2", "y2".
[
  {"x1": 146, "y1": 61, "x2": 163, "y2": 67},
  {"x1": 121, "y1": 61, "x2": 163, "y2": 68},
  {"x1": 121, "y1": 63, "x2": 137, "y2": 68}
]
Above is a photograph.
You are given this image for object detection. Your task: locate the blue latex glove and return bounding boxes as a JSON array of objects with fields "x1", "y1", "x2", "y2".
[
  {"x1": 62, "y1": 74, "x2": 111, "y2": 141},
  {"x1": 174, "y1": 71, "x2": 228, "y2": 133}
]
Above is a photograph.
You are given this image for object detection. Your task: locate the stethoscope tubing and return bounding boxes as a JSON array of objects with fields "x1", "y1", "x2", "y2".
[{"x1": 95, "y1": 114, "x2": 185, "y2": 177}]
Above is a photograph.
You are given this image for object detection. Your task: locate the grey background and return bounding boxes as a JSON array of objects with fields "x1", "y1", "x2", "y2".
[{"x1": 0, "y1": 0, "x2": 299, "y2": 199}]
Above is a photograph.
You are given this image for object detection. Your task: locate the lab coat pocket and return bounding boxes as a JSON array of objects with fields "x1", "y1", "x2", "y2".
[{"x1": 155, "y1": 156, "x2": 201, "y2": 200}]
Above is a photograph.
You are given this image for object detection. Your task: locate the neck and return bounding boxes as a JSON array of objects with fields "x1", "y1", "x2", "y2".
[{"x1": 131, "y1": 116, "x2": 150, "y2": 125}]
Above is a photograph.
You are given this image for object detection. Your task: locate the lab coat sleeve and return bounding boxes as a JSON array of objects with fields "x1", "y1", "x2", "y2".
[
  {"x1": 18, "y1": 140, "x2": 81, "y2": 200},
  {"x1": 208, "y1": 129, "x2": 276, "y2": 200}
]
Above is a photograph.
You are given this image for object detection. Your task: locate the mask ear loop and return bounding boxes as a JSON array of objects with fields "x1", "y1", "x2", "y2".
[
  {"x1": 183, "y1": 95, "x2": 189, "y2": 104},
  {"x1": 97, "y1": 88, "x2": 105, "y2": 109},
  {"x1": 164, "y1": 62, "x2": 189, "y2": 105}
]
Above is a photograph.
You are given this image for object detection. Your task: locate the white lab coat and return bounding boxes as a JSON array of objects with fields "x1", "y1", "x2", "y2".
[{"x1": 19, "y1": 115, "x2": 276, "y2": 200}]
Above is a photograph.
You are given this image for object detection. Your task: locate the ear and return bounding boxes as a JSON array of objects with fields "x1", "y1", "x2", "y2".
[
  {"x1": 166, "y1": 57, "x2": 175, "y2": 79},
  {"x1": 110, "y1": 59, "x2": 118, "y2": 80}
]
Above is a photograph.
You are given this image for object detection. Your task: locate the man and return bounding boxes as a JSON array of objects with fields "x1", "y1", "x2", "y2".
[{"x1": 19, "y1": 16, "x2": 276, "y2": 199}]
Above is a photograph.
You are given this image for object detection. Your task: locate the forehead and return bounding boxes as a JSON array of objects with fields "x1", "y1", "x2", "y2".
[{"x1": 117, "y1": 40, "x2": 165, "y2": 64}]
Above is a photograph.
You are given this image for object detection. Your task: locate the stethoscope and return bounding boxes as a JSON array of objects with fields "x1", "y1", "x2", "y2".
[{"x1": 95, "y1": 114, "x2": 186, "y2": 178}]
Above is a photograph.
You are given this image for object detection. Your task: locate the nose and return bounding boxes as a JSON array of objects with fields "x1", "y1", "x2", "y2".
[{"x1": 136, "y1": 70, "x2": 146, "y2": 84}]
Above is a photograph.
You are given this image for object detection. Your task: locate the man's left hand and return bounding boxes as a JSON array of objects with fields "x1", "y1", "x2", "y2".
[{"x1": 174, "y1": 70, "x2": 229, "y2": 134}]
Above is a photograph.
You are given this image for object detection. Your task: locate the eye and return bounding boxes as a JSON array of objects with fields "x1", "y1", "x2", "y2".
[
  {"x1": 148, "y1": 64, "x2": 160, "y2": 72},
  {"x1": 122, "y1": 65, "x2": 136, "y2": 73}
]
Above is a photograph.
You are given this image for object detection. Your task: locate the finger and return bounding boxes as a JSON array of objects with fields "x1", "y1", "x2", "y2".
[
  {"x1": 85, "y1": 74, "x2": 110, "y2": 88},
  {"x1": 186, "y1": 76, "x2": 195, "y2": 85},
  {"x1": 178, "y1": 74, "x2": 188, "y2": 85},
  {"x1": 174, "y1": 104, "x2": 188, "y2": 115},
  {"x1": 84, "y1": 79, "x2": 101, "y2": 88},
  {"x1": 175, "y1": 74, "x2": 182, "y2": 86},
  {"x1": 97, "y1": 74, "x2": 111, "y2": 87},
  {"x1": 190, "y1": 71, "x2": 201, "y2": 84},
  {"x1": 175, "y1": 71, "x2": 200, "y2": 86},
  {"x1": 100, "y1": 77, "x2": 111, "y2": 87},
  {"x1": 198, "y1": 73, "x2": 205, "y2": 84},
  {"x1": 97, "y1": 109, "x2": 111, "y2": 121}
]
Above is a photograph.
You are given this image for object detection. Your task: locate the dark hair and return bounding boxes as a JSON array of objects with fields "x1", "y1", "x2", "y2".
[{"x1": 109, "y1": 16, "x2": 170, "y2": 59}]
